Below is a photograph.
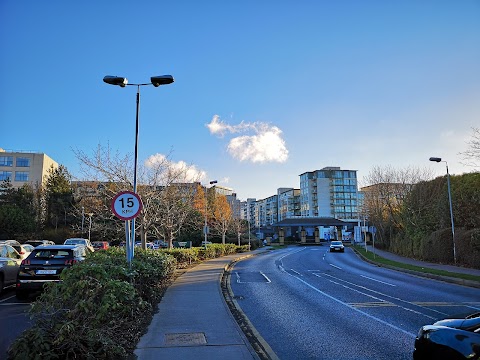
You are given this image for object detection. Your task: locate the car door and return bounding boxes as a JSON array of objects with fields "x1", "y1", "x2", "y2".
[{"x1": 2, "y1": 245, "x2": 21, "y2": 285}]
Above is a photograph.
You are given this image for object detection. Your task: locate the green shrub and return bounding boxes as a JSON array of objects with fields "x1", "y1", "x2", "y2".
[
  {"x1": 8, "y1": 248, "x2": 176, "y2": 360},
  {"x1": 161, "y1": 248, "x2": 199, "y2": 268},
  {"x1": 8, "y1": 242, "x2": 252, "y2": 359}
]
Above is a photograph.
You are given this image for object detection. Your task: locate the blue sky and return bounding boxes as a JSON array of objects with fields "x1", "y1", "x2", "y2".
[{"x1": 1, "y1": 1, "x2": 479, "y2": 200}]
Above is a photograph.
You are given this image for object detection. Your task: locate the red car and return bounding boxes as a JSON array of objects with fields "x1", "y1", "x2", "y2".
[{"x1": 92, "y1": 241, "x2": 109, "y2": 250}]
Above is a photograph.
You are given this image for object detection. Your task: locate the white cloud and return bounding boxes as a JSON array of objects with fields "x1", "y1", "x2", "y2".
[
  {"x1": 206, "y1": 115, "x2": 289, "y2": 163},
  {"x1": 145, "y1": 153, "x2": 207, "y2": 182}
]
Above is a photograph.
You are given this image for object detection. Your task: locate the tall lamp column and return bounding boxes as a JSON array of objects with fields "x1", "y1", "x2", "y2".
[
  {"x1": 103, "y1": 75, "x2": 174, "y2": 263},
  {"x1": 429, "y1": 157, "x2": 456, "y2": 265}
]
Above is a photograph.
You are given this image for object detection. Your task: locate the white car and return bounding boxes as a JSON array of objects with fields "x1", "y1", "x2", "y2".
[
  {"x1": 64, "y1": 238, "x2": 95, "y2": 253},
  {"x1": 329, "y1": 241, "x2": 345, "y2": 252}
]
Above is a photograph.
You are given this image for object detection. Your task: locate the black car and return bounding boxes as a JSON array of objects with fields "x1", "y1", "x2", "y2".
[
  {"x1": 413, "y1": 312, "x2": 480, "y2": 360},
  {"x1": 16, "y1": 245, "x2": 87, "y2": 299}
]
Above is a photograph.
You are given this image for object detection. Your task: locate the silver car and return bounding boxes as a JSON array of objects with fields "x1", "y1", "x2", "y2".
[
  {"x1": 64, "y1": 238, "x2": 95, "y2": 253},
  {"x1": 0, "y1": 243, "x2": 22, "y2": 293}
]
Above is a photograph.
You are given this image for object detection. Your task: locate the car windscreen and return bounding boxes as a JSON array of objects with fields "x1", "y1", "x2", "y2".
[
  {"x1": 32, "y1": 250, "x2": 72, "y2": 259},
  {"x1": 65, "y1": 240, "x2": 84, "y2": 245}
]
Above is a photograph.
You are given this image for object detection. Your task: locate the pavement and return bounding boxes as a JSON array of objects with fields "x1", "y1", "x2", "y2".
[
  {"x1": 134, "y1": 245, "x2": 480, "y2": 360},
  {"x1": 135, "y1": 250, "x2": 265, "y2": 360}
]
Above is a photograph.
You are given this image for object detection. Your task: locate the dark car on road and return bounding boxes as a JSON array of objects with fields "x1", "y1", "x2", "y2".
[
  {"x1": 0, "y1": 243, "x2": 22, "y2": 294},
  {"x1": 15, "y1": 245, "x2": 87, "y2": 299},
  {"x1": 413, "y1": 312, "x2": 480, "y2": 360}
]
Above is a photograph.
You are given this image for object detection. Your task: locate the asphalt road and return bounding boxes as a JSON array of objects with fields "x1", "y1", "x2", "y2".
[
  {"x1": 0, "y1": 287, "x2": 33, "y2": 359},
  {"x1": 230, "y1": 246, "x2": 480, "y2": 360}
]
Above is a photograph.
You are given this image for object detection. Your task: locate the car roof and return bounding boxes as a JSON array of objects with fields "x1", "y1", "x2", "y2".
[
  {"x1": 1, "y1": 240, "x2": 21, "y2": 245},
  {"x1": 32, "y1": 245, "x2": 79, "y2": 250}
]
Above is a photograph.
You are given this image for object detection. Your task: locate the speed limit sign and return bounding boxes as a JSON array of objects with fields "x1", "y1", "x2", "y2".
[{"x1": 111, "y1": 191, "x2": 143, "y2": 220}]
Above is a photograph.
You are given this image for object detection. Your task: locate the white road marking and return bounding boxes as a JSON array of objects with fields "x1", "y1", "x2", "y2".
[
  {"x1": 360, "y1": 274, "x2": 396, "y2": 287},
  {"x1": 287, "y1": 271, "x2": 417, "y2": 338},
  {"x1": 260, "y1": 271, "x2": 272, "y2": 283},
  {"x1": 290, "y1": 269, "x2": 302, "y2": 276},
  {"x1": 320, "y1": 273, "x2": 445, "y2": 318}
]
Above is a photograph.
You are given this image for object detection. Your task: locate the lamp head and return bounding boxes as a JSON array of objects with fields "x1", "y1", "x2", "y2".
[
  {"x1": 103, "y1": 76, "x2": 128, "y2": 87},
  {"x1": 210, "y1": 180, "x2": 218, "y2": 185},
  {"x1": 429, "y1": 157, "x2": 442, "y2": 162},
  {"x1": 151, "y1": 75, "x2": 174, "y2": 87}
]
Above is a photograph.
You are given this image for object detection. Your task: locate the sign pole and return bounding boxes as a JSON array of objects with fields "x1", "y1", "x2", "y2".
[
  {"x1": 112, "y1": 191, "x2": 143, "y2": 268},
  {"x1": 125, "y1": 220, "x2": 130, "y2": 266}
]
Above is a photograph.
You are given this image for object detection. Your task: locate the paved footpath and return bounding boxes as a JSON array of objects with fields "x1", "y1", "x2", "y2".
[
  {"x1": 135, "y1": 253, "x2": 261, "y2": 360},
  {"x1": 362, "y1": 245, "x2": 480, "y2": 288}
]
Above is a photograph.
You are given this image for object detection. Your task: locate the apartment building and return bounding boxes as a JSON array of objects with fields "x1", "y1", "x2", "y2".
[
  {"x1": 299, "y1": 167, "x2": 359, "y2": 222},
  {"x1": 0, "y1": 149, "x2": 58, "y2": 189},
  {"x1": 277, "y1": 188, "x2": 301, "y2": 221}
]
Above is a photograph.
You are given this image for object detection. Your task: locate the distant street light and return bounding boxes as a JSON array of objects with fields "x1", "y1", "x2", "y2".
[
  {"x1": 87, "y1": 213, "x2": 93, "y2": 242},
  {"x1": 204, "y1": 180, "x2": 217, "y2": 249},
  {"x1": 104, "y1": 74, "x2": 174, "y2": 264},
  {"x1": 429, "y1": 157, "x2": 456, "y2": 265}
]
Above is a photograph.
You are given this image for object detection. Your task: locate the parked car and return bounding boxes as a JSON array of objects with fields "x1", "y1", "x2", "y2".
[
  {"x1": 329, "y1": 241, "x2": 345, "y2": 252},
  {"x1": 146, "y1": 242, "x2": 156, "y2": 250},
  {"x1": 64, "y1": 238, "x2": 95, "y2": 253},
  {"x1": 153, "y1": 239, "x2": 168, "y2": 248},
  {"x1": 16, "y1": 244, "x2": 87, "y2": 299},
  {"x1": 413, "y1": 312, "x2": 480, "y2": 360},
  {"x1": 24, "y1": 240, "x2": 55, "y2": 247},
  {"x1": 0, "y1": 244, "x2": 22, "y2": 294},
  {"x1": 92, "y1": 241, "x2": 109, "y2": 251},
  {"x1": 0, "y1": 240, "x2": 32, "y2": 260},
  {"x1": 20, "y1": 244, "x2": 35, "y2": 259}
]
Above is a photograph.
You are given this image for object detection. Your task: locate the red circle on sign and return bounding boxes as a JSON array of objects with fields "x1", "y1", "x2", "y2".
[{"x1": 111, "y1": 191, "x2": 143, "y2": 220}]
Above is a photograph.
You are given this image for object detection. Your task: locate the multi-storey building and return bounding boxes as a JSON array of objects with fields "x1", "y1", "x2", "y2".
[
  {"x1": 277, "y1": 188, "x2": 301, "y2": 221},
  {"x1": 241, "y1": 198, "x2": 256, "y2": 224},
  {"x1": 0, "y1": 149, "x2": 58, "y2": 189},
  {"x1": 299, "y1": 167, "x2": 359, "y2": 222},
  {"x1": 226, "y1": 193, "x2": 242, "y2": 219}
]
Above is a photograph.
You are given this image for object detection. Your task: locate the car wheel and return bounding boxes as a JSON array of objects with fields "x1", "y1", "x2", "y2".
[{"x1": 16, "y1": 290, "x2": 29, "y2": 300}]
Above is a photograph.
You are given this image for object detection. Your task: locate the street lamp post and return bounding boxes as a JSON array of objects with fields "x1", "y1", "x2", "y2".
[
  {"x1": 104, "y1": 75, "x2": 174, "y2": 263},
  {"x1": 87, "y1": 213, "x2": 93, "y2": 242},
  {"x1": 248, "y1": 220, "x2": 251, "y2": 250},
  {"x1": 81, "y1": 206, "x2": 85, "y2": 235},
  {"x1": 204, "y1": 180, "x2": 217, "y2": 249},
  {"x1": 429, "y1": 157, "x2": 456, "y2": 265}
]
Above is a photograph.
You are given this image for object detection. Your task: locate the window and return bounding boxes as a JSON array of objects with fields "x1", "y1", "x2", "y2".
[
  {"x1": 15, "y1": 171, "x2": 29, "y2": 181},
  {"x1": 0, "y1": 171, "x2": 12, "y2": 181},
  {"x1": 0, "y1": 156, "x2": 13, "y2": 166},
  {"x1": 16, "y1": 157, "x2": 30, "y2": 167}
]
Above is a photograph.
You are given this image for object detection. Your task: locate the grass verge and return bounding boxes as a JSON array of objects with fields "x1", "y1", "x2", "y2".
[{"x1": 353, "y1": 245, "x2": 480, "y2": 283}]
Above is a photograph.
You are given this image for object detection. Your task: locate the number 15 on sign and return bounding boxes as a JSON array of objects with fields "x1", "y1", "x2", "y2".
[{"x1": 111, "y1": 191, "x2": 143, "y2": 221}]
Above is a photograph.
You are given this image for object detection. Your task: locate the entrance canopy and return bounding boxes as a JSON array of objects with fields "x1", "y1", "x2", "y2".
[{"x1": 273, "y1": 217, "x2": 348, "y2": 228}]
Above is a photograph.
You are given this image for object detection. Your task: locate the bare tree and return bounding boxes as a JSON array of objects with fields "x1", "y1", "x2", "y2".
[
  {"x1": 73, "y1": 144, "x2": 201, "y2": 248},
  {"x1": 460, "y1": 127, "x2": 480, "y2": 169},
  {"x1": 362, "y1": 165, "x2": 433, "y2": 247}
]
